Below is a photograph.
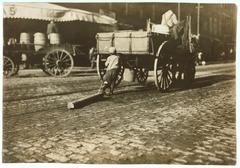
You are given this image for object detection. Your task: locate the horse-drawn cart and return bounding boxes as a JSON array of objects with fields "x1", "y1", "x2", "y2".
[
  {"x1": 96, "y1": 16, "x2": 198, "y2": 92},
  {"x1": 3, "y1": 42, "x2": 84, "y2": 77}
]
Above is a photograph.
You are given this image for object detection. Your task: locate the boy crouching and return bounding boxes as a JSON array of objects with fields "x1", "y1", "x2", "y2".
[{"x1": 99, "y1": 47, "x2": 120, "y2": 95}]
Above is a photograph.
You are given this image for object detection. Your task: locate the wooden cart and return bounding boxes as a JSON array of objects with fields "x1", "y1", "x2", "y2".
[
  {"x1": 3, "y1": 42, "x2": 85, "y2": 77},
  {"x1": 96, "y1": 16, "x2": 197, "y2": 92}
]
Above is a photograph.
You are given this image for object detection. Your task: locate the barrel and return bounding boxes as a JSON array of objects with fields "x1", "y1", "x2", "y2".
[
  {"x1": 123, "y1": 68, "x2": 135, "y2": 82},
  {"x1": 20, "y1": 32, "x2": 31, "y2": 44},
  {"x1": 34, "y1": 32, "x2": 46, "y2": 51},
  {"x1": 49, "y1": 33, "x2": 61, "y2": 45}
]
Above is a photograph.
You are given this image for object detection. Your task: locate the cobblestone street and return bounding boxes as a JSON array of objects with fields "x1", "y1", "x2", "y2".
[{"x1": 2, "y1": 63, "x2": 236, "y2": 164}]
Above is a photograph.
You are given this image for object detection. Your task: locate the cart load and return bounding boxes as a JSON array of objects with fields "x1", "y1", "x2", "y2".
[{"x1": 96, "y1": 31, "x2": 167, "y2": 55}]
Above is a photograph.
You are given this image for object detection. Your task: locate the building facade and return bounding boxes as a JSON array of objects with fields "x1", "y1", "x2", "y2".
[{"x1": 58, "y1": 3, "x2": 237, "y2": 61}]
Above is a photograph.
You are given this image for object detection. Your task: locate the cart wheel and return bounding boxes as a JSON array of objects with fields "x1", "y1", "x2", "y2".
[
  {"x1": 13, "y1": 63, "x2": 19, "y2": 75},
  {"x1": 96, "y1": 54, "x2": 106, "y2": 80},
  {"x1": 4, "y1": 56, "x2": 15, "y2": 77},
  {"x1": 96, "y1": 54, "x2": 124, "y2": 86},
  {"x1": 154, "y1": 57, "x2": 173, "y2": 92},
  {"x1": 44, "y1": 49, "x2": 74, "y2": 77},
  {"x1": 136, "y1": 68, "x2": 148, "y2": 85},
  {"x1": 183, "y1": 62, "x2": 196, "y2": 87}
]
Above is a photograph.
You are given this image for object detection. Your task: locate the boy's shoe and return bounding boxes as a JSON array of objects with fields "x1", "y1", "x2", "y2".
[
  {"x1": 98, "y1": 88, "x2": 104, "y2": 94},
  {"x1": 109, "y1": 88, "x2": 114, "y2": 95},
  {"x1": 104, "y1": 87, "x2": 114, "y2": 96}
]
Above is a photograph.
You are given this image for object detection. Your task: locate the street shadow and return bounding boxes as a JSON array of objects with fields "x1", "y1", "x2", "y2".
[
  {"x1": 189, "y1": 74, "x2": 235, "y2": 89},
  {"x1": 114, "y1": 74, "x2": 235, "y2": 95},
  {"x1": 16, "y1": 74, "x2": 46, "y2": 78},
  {"x1": 70, "y1": 71, "x2": 98, "y2": 77},
  {"x1": 15, "y1": 72, "x2": 98, "y2": 78},
  {"x1": 71, "y1": 73, "x2": 98, "y2": 77},
  {"x1": 69, "y1": 74, "x2": 235, "y2": 109},
  {"x1": 114, "y1": 83, "x2": 156, "y2": 95}
]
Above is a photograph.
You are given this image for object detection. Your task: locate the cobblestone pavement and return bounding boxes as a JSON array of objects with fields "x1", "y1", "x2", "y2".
[{"x1": 2, "y1": 63, "x2": 236, "y2": 164}]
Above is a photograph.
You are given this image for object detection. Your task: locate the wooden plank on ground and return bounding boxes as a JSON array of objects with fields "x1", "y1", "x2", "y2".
[{"x1": 67, "y1": 93, "x2": 103, "y2": 109}]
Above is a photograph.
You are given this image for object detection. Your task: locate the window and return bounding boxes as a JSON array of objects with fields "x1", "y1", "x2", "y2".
[
  {"x1": 209, "y1": 17, "x2": 212, "y2": 34},
  {"x1": 213, "y1": 17, "x2": 217, "y2": 35}
]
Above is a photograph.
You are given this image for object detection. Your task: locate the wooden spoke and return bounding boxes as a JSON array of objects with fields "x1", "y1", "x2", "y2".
[{"x1": 61, "y1": 54, "x2": 69, "y2": 62}]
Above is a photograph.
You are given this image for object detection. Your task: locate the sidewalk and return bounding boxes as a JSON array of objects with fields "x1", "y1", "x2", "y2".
[
  {"x1": 72, "y1": 67, "x2": 97, "y2": 73},
  {"x1": 199, "y1": 59, "x2": 235, "y2": 66},
  {"x1": 12, "y1": 66, "x2": 97, "y2": 78},
  {"x1": 15, "y1": 59, "x2": 235, "y2": 76}
]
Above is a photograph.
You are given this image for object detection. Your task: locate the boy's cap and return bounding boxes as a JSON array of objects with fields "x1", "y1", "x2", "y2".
[{"x1": 109, "y1": 47, "x2": 116, "y2": 54}]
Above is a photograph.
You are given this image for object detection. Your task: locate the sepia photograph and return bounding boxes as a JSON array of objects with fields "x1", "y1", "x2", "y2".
[{"x1": 2, "y1": 0, "x2": 238, "y2": 166}]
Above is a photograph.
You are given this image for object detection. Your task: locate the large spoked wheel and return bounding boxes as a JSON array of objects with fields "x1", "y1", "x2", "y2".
[
  {"x1": 136, "y1": 68, "x2": 148, "y2": 85},
  {"x1": 154, "y1": 57, "x2": 173, "y2": 92},
  {"x1": 4, "y1": 56, "x2": 15, "y2": 77},
  {"x1": 44, "y1": 49, "x2": 74, "y2": 77},
  {"x1": 96, "y1": 54, "x2": 124, "y2": 86}
]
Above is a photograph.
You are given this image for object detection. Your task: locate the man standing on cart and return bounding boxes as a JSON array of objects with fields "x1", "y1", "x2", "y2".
[
  {"x1": 161, "y1": 10, "x2": 178, "y2": 39},
  {"x1": 98, "y1": 47, "x2": 120, "y2": 95}
]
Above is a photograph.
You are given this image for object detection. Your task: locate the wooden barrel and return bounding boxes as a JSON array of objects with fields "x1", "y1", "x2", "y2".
[
  {"x1": 34, "y1": 32, "x2": 46, "y2": 51},
  {"x1": 20, "y1": 32, "x2": 31, "y2": 44},
  {"x1": 123, "y1": 68, "x2": 135, "y2": 82},
  {"x1": 49, "y1": 33, "x2": 61, "y2": 45}
]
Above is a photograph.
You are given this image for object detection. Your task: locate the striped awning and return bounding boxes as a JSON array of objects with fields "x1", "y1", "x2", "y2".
[{"x1": 3, "y1": 3, "x2": 117, "y2": 25}]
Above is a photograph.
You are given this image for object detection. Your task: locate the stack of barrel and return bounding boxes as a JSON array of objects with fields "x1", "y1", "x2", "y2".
[
  {"x1": 18, "y1": 32, "x2": 61, "y2": 67},
  {"x1": 19, "y1": 32, "x2": 61, "y2": 51}
]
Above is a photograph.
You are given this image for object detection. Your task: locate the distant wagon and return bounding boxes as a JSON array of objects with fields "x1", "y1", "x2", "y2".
[
  {"x1": 96, "y1": 16, "x2": 198, "y2": 92},
  {"x1": 3, "y1": 40, "x2": 84, "y2": 77}
]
